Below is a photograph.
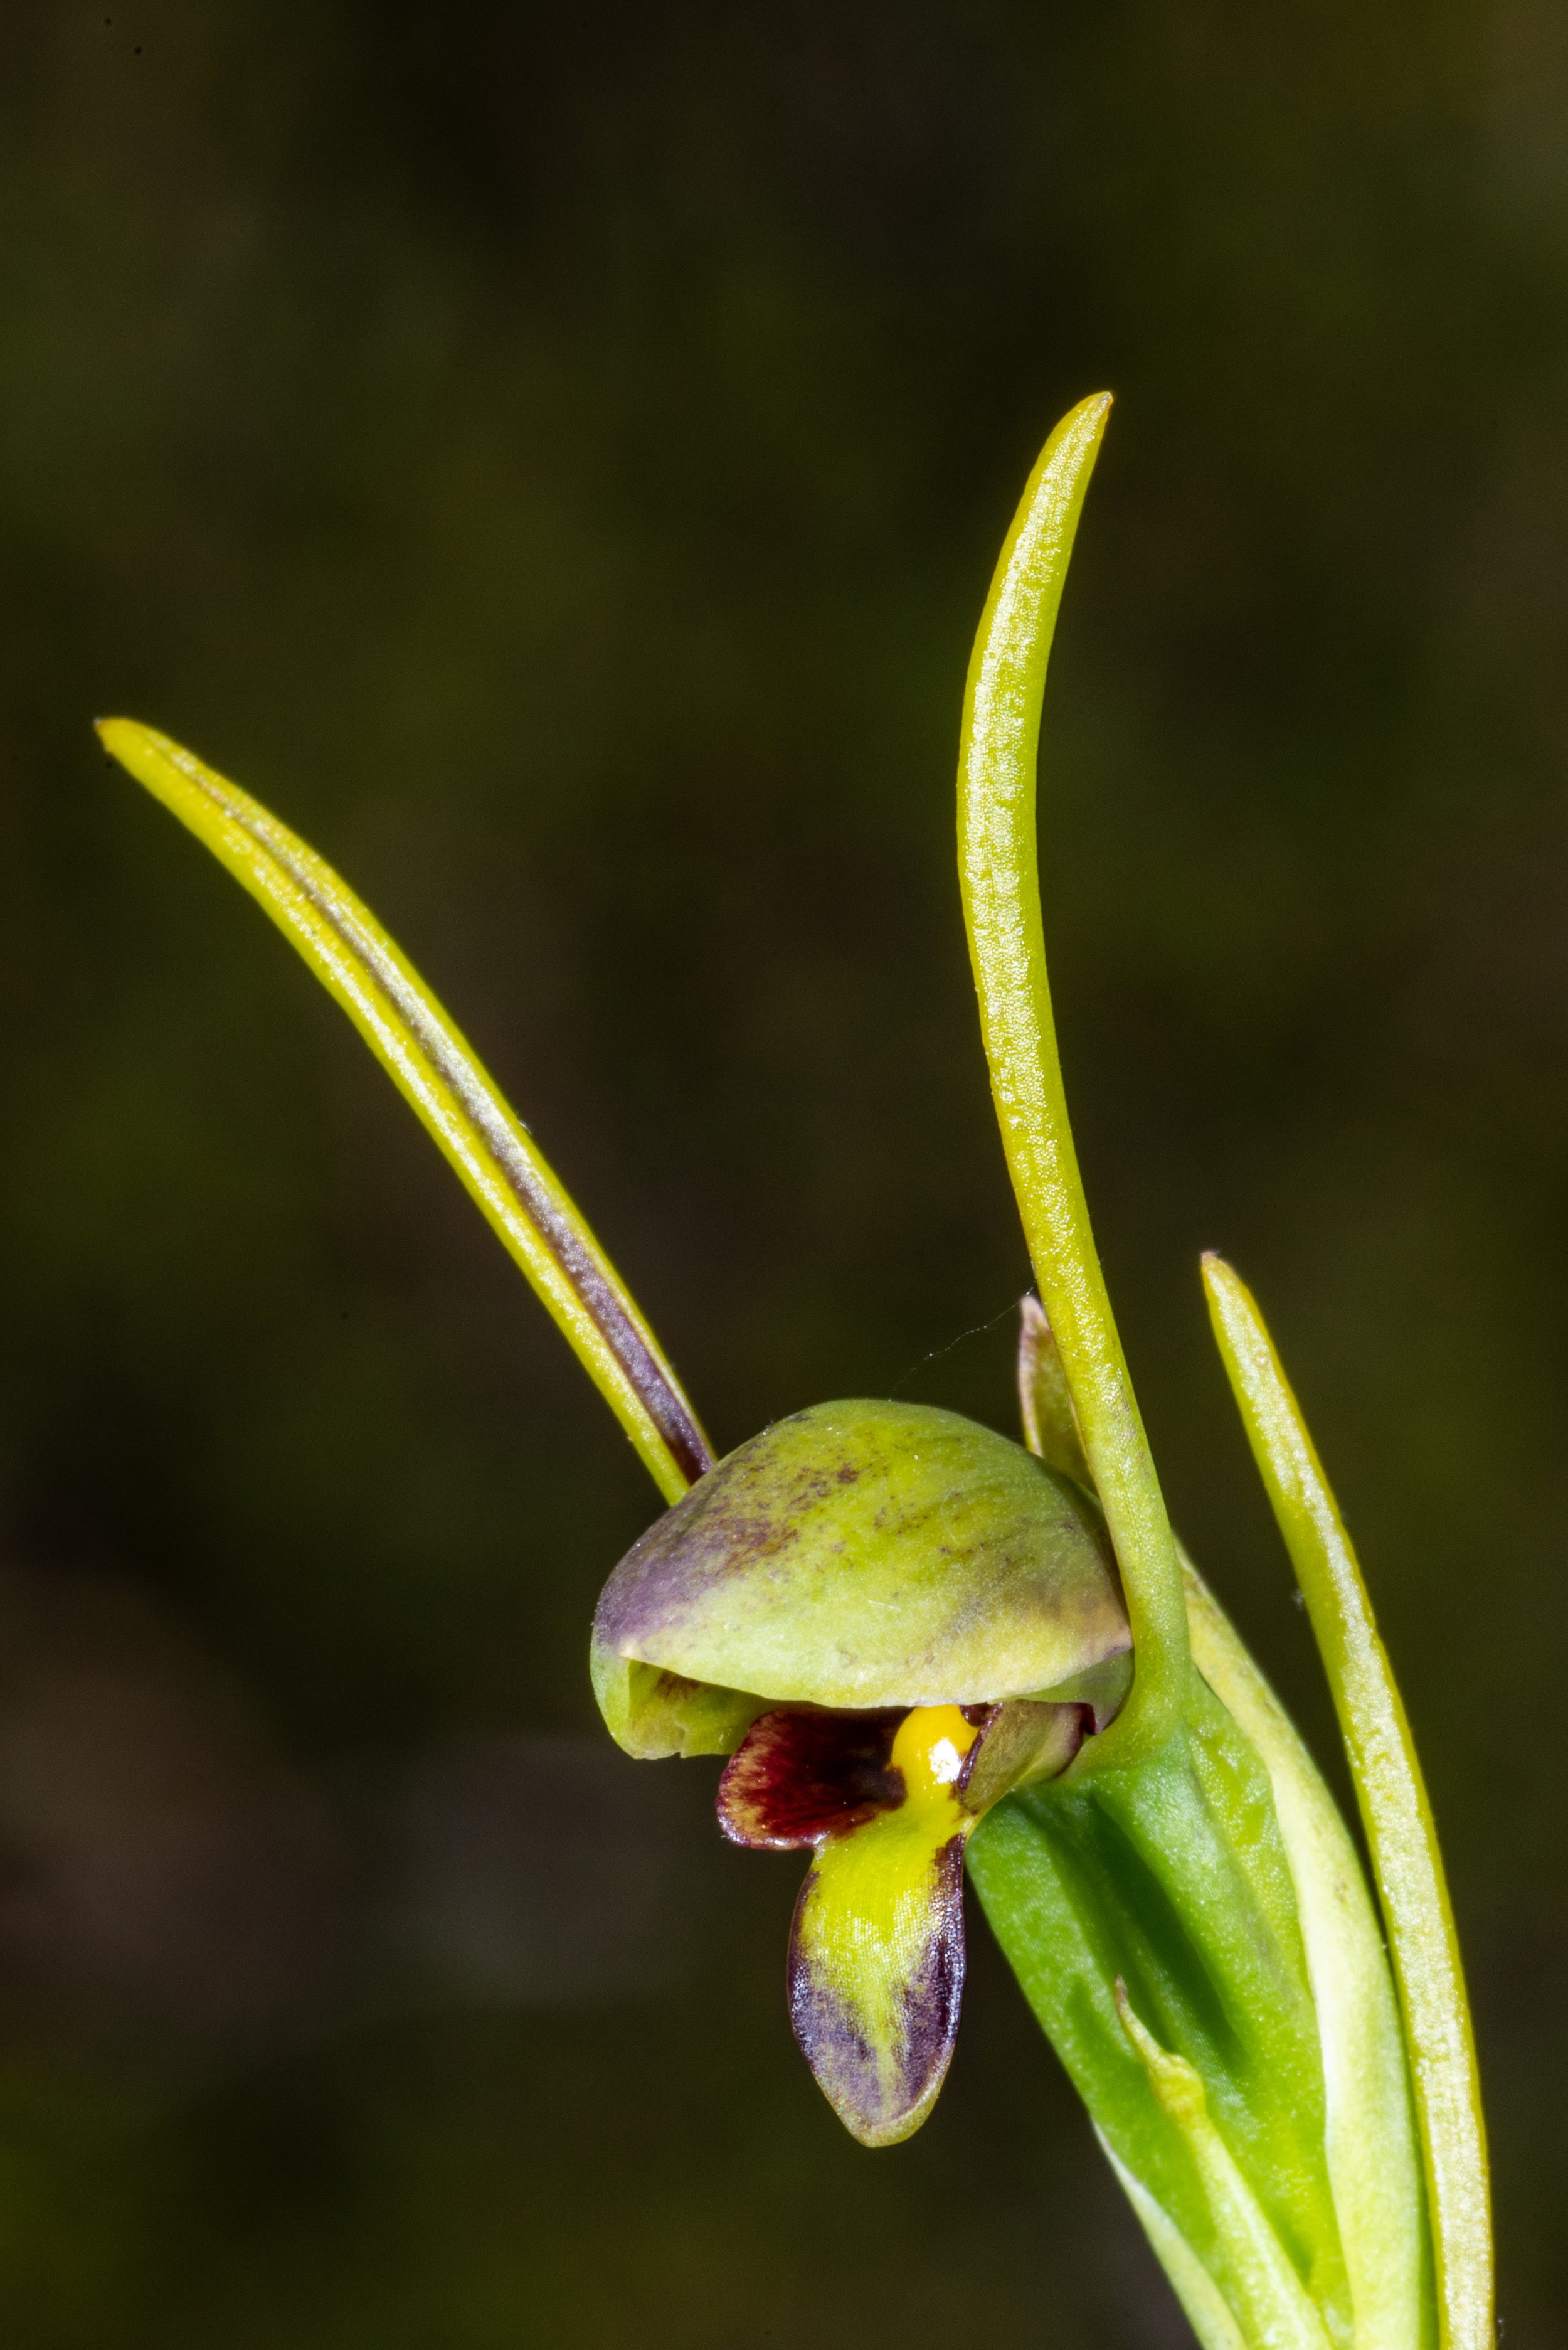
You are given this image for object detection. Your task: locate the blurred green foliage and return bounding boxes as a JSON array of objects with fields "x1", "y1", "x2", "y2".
[{"x1": 0, "y1": 0, "x2": 1564, "y2": 2341}]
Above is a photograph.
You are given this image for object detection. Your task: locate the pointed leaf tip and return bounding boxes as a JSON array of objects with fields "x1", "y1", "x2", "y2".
[{"x1": 1202, "y1": 1249, "x2": 1492, "y2": 2350}]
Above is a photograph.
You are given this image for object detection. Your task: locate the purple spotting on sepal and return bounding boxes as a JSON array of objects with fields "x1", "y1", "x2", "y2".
[
  {"x1": 593, "y1": 1398, "x2": 1129, "y2": 1714},
  {"x1": 716, "y1": 1710, "x2": 904, "y2": 1849}
]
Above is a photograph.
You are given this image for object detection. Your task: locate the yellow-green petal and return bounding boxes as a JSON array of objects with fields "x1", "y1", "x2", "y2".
[{"x1": 589, "y1": 1640, "x2": 766, "y2": 1760}]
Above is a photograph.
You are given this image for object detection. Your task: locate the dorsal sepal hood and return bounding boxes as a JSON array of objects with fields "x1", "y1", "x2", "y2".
[{"x1": 593, "y1": 1398, "x2": 1130, "y2": 1715}]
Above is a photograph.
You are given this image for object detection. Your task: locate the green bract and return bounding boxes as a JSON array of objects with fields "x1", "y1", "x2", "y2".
[
  {"x1": 591, "y1": 1397, "x2": 1130, "y2": 1721},
  {"x1": 102, "y1": 388, "x2": 1492, "y2": 2350}
]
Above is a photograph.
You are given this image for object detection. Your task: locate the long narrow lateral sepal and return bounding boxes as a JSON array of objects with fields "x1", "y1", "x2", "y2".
[
  {"x1": 958, "y1": 398, "x2": 1190, "y2": 1760},
  {"x1": 1202, "y1": 1252, "x2": 1491, "y2": 2350},
  {"x1": 98, "y1": 718, "x2": 712, "y2": 1504}
]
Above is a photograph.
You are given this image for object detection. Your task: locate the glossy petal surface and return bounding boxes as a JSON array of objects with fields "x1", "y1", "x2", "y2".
[{"x1": 595, "y1": 1398, "x2": 1128, "y2": 1709}]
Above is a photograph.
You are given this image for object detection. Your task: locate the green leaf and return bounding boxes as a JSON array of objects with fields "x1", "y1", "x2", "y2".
[
  {"x1": 98, "y1": 717, "x2": 710, "y2": 1504},
  {"x1": 968, "y1": 1676, "x2": 1352, "y2": 2350},
  {"x1": 1100, "y1": 2135, "x2": 1253, "y2": 2350},
  {"x1": 1116, "y1": 1984, "x2": 1337, "y2": 2350},
  {"x1": 1202, "y1": 1253, "x2": 1490, "y2": 2350},
  {"x1": 1183, "y1": 1553, "x2": 1430, "y2": 2350}
]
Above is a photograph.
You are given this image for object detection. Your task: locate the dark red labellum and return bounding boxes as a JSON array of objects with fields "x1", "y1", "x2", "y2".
[{"x1": 716, "y1": 1709, "x2": 904, "y2": 1849}]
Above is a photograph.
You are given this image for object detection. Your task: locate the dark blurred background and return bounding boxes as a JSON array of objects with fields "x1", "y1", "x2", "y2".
[{"x1": 0, "y1": 1, "x2": 1562, "y2": 2342}]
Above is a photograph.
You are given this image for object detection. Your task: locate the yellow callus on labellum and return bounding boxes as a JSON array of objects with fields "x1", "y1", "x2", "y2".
[{"x1": 591, "y1": 1396, "x2": 1131, "y2": 2145}]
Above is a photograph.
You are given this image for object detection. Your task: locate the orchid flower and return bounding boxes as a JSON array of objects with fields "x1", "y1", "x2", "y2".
[
  {"x1": 592, "y1": 1393, "x2": 1131, "y2": 2142},
  {"x1": 98, "y1": 391, "x2": 1491, "y2": 2350}
]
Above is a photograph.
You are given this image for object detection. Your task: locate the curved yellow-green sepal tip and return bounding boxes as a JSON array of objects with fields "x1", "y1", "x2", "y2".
[
  {"x1": 787, "y1": 1708, "x2": 977, "y2": 2147},
  {"x1": 957, "y1": 391, "x2": 1194, "y2": 1765},
  {"x1": 95, "y1": 715, "x2": 712, "y2": 1507}
]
